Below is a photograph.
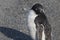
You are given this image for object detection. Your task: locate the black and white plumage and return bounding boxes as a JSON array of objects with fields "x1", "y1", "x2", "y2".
[{"x1": 27, "y1": 3, "x2": 51, "y2": 40}]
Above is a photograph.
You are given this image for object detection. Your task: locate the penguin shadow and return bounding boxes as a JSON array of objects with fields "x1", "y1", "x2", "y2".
[{"x1": 0, "y1": 27, "x2": 33, "y2": 40}]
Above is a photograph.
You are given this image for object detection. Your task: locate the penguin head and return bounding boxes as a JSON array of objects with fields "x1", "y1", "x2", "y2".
[{"x1": 31, "y1": 3, "x2": 44, "y2": 15}]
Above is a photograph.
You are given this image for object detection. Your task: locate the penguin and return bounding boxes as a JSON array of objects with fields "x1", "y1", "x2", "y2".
[{"x1": 27, "y1": 3, "x2": 51, "y2": 40}]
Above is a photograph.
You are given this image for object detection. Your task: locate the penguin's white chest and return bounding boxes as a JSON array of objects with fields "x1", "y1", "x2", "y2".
[{"x1": 28, "y1": 10, "x2": 37, "y2": 40}]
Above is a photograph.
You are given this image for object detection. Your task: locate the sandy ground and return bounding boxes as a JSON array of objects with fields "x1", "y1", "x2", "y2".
[{"x1": 0, "y1": 0, "x2": 60, "y2": 40}]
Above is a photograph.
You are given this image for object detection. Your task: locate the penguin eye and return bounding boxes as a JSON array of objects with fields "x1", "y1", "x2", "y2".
[{"x1": 40, "y1": 9, "x2": 44, "y2": 12}]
